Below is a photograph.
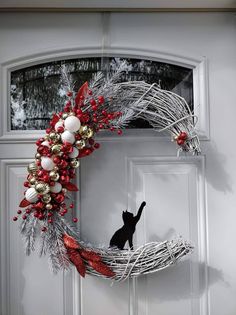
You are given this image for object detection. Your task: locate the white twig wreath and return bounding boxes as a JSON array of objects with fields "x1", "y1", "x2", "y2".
[{"x1": 14, "y1": 65, "x2": 198, "y2": 281}]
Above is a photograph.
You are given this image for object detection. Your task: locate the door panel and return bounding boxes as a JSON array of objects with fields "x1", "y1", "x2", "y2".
[{"x1": 0, "y1": 11, "x2": 235, "y2": 315}]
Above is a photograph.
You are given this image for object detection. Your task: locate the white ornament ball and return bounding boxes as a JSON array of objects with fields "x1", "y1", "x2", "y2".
[
  {"x1": 61, "y1": 130, "x2": 75, "y2": 144},
  {"x1": 25, "y1": 187, "x2": 38, "y2": 203},
  {"x1": 41, "y1": 140, "x2": 50, "y2": 147},
  {"x1": 50, "y1": 182, "x2": 62, "y2": 193},
  {"x1": 69, "y1": 147, "x2": 79, "y2": 158},
  {"x1": 41, "y1": 157, "x2": 55, "y2": 171},
  {"x1": 55, "y1": 120, "x2": 64, "y2": 131},
  {"x1": 64, "y1": 116, "x2": 81, "y2": 132}
]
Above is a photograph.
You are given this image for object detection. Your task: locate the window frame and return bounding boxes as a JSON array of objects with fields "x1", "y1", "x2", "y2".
[{"x1": 0, "y1": 47, "x2": 209, "y2": 143}]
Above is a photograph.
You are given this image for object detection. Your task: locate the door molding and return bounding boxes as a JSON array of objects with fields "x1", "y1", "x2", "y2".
[
  {"x1": 0, "y1": 46, "x2": 209, "y2": 143},
  {"x1": 126, "y1": 155, "x2": 209, "y2": 315}
]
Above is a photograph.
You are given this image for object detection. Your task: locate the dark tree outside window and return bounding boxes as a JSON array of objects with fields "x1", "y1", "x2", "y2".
[{"x1": 10, "y1": 57, "x2": 193, "y2": 130}]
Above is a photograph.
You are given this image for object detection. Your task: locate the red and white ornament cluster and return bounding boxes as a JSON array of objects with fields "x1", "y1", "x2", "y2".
[{"x1": 13, "y1": 82, "x2": 122, "y2": 231}]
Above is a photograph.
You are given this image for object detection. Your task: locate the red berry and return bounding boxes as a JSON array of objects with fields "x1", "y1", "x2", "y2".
[
  {"x1": 88, "y1": 90, "x2": 93, "y2": 95},
  {"x1": 90, "y1": 99, "x2": 96, "y2": 106},
  {"x1": 177, "y1": 139, "x2": 185, "y2": 145},
  {"x1": 22, "y1": 214, "x2": 27, "y2": 220},
  {"x1": 94, "y1": 143, "x2": 100, "y2": 149},
  {"x1": 48, "y1": 219, "x2": 53, "y2": 224},
  {"x1": 57, "y1": 126, "x2": 64, "y2": 133},
  {"x1": 98, "y1": 95, "x2": 105, "y2": 104},
  {"x1": 17, "y1": 210, "x2": 22, "y2": 214},
  {"x1": 179, "y1": 131, "x2": 188, "y2": 140},
  {"x1": 34, "y1": 211, "x2": 39, "y2": 218},
  {"x1": 41, "y1": 227, "x2": 47, "y2": 232},
  {"x1": 13, "y1": 216, "x2": 18, "y2": 221},
  {"x1": 92, "y1": 105, "x2": 98, "y2": 111},
  {"x1": 67, "y1": 91, "x2": 72, "y2": 97},
  {"x1": 24, "y1": 181, "x2": 29, "y2": 187},
  {"x1": 102, "y1": 110, "x2": 107, "y2": 116},
  {"x1": 26, "y1": 208, "x2": 31, "y2": 214},
  {"x1": 117, "y1": 130, "x2": 123, "y2": 135},
  {"x1": 46, "y1": 128, "x2": 51, "y2": 134},
  {"x1": 70, "y1": 203, "x2": 74, "y2": 208},
  {"x1": 73, "y1": 218, "x2": 78, "y2": 223}
]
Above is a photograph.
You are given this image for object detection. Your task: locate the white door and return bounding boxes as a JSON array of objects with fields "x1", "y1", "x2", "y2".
[{"x1": 0, "y1": 11, "x2": 236, "y2": 315}]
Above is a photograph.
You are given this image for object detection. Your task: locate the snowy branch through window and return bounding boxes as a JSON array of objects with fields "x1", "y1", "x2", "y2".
[{"x1": 10, "y1": 57, "x2": 193, "y2": 130}]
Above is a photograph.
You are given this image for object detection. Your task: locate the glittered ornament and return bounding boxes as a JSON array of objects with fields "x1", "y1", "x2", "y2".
[
  {"x1": 75, "y1": 139, "x2": 86, "y2": 149},
  {"x1": 25, "y1": 187, "x2": 38, "y2": 203},
  {"x1": 35, "y1": 182, "x2": 50, "y2": 195},
  {"x1": 27, "y1": 162, "x2": 38, "y2": 175},
  {"x1": 50, "y1": 182, "x2": 62, "y2": 193},
  {"x1": 64, "y1": 116, "x2": 81, "y2": 132},
  {"x1": 41, "y1": 157, "x2": 55, "y2": 171},
  {"x1": 61, "y1": 130, "x2": 75, "y2": 144}
]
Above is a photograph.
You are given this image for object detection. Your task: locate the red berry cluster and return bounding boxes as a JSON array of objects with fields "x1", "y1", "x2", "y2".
[
  {"x1": 14, "y1": 82, "x2": 123, "y2": 232},
  {"x1": 176, "y1": 131, "x2": 188, "y2": 146}
]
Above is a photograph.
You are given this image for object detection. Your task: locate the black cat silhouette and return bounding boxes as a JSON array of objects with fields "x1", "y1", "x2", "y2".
[{"x1": 109, "y1": 201, "x2": 146, "y2": 250}]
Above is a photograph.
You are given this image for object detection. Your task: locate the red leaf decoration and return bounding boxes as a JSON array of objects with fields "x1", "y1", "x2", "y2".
[
  {"x1": 50, "y1": 114, "x2": 60, "y2": 128},
  {"x1": 63, "y1": 182, "x2": 78, "y2": 191},
  {"x1": 63, "y1": 233, "x2": 81, "y2": 250},
  {"x1": 80, "y1": 249, "x2": 102, "y2": 262},
  {"x1": 67, "y1": 248, "x2": 86, "y2": 277},
  {"x1": 75, "y1": 82, "x2": 89, "y2": 106},
  {"x1": 19, "y1": 198, "x2": 31, "y2": 208},
  {"x1": 88, "y1": 260, "x2": 115, "y2": 278}
]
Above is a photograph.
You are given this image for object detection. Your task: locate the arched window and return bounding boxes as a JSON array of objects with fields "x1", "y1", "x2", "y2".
[{"x1": 10, "y1": 57, "x2": 193, "y2": 130}]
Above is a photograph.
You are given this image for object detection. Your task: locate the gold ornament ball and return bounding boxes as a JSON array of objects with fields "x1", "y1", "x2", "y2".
[
  {"x1": 46, "y1": 203, "x2": 52, "y2": 210},
  {"x1": 62, "y1": 188, "x2": 67, "y2": 194},
  {"x1": 51, "y1": 144, "x2": 62, "y2": 154},
  {"x1": 27, "y1": 162, "x2": 38, "y2": 174},
  {"x1": 42, "y1": 194, "x2": 51, "y2": 203},
  {"x1": 49, "y1": 170, "x2": 60, "y2": 181},
  {"x1": 62, "y1": 113, "x2": 68, "y2": 119},
  {"x1": 49, "y1": 132, "x2": 57, "y2": 141},
  {"x1": 35, "y1": 153, "x2": 41, "y2": 159},
  {"x1": 29, "y1": 177, "x2": 36, "y2": 185},
  {"x1": 79, "y1": 126, "x2": 94, "y2": 139},
  {"x1": 75, "y1": 139, "x2": 86, "y2": 149},
  {"x1": 70, "y1": 159, "x2": 80, "y2": 168},
  {"x1": 35, "y1": 182, "x2": 50, "y2": 195}
]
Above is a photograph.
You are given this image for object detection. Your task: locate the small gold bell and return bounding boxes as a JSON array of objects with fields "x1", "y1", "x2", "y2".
[
  {"x1": 49, "y1": 170, "x2": 60, "y2": 181},
  {"x1": 51, "y1": 144, "x2": 62, "y2": 154},
  {"x1": 62, "y1": 113, "x2": 68, "y2": 119},
  {"x1": 29, "y1": 177, "x2": 36, "y2": 185},
  {"x1": 27, "y1": 162, "x2": 38, "y2": 175},
  {"x1": 70, "y1": 159, "x2": 80, "y2": 168},
  {"x1": 75, "y1": 139, "x2": 86, "y2": 149},
  {"x1": 42, "y1": 194, "x2": 51, "y2": 203},
  {"x1": 35, "y1": 153, "x2": 41, "y2": 159},
  {"x1": 79, "y1": 126, "x2": 94, "y2": 139},
  {"x1": 46, "y1": 203, "x2": 52, "y2": 210},
  {"x1": 35, "y1": 182, "x2": 50, "y2": 195},
  {"x1": 49, "y1": 132, "x2": 56, "y2": 140}
]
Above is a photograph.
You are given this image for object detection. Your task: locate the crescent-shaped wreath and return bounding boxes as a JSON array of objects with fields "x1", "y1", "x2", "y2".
[{"x1": 13, "y1": 66, "x2": 199, "y2": 282}]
